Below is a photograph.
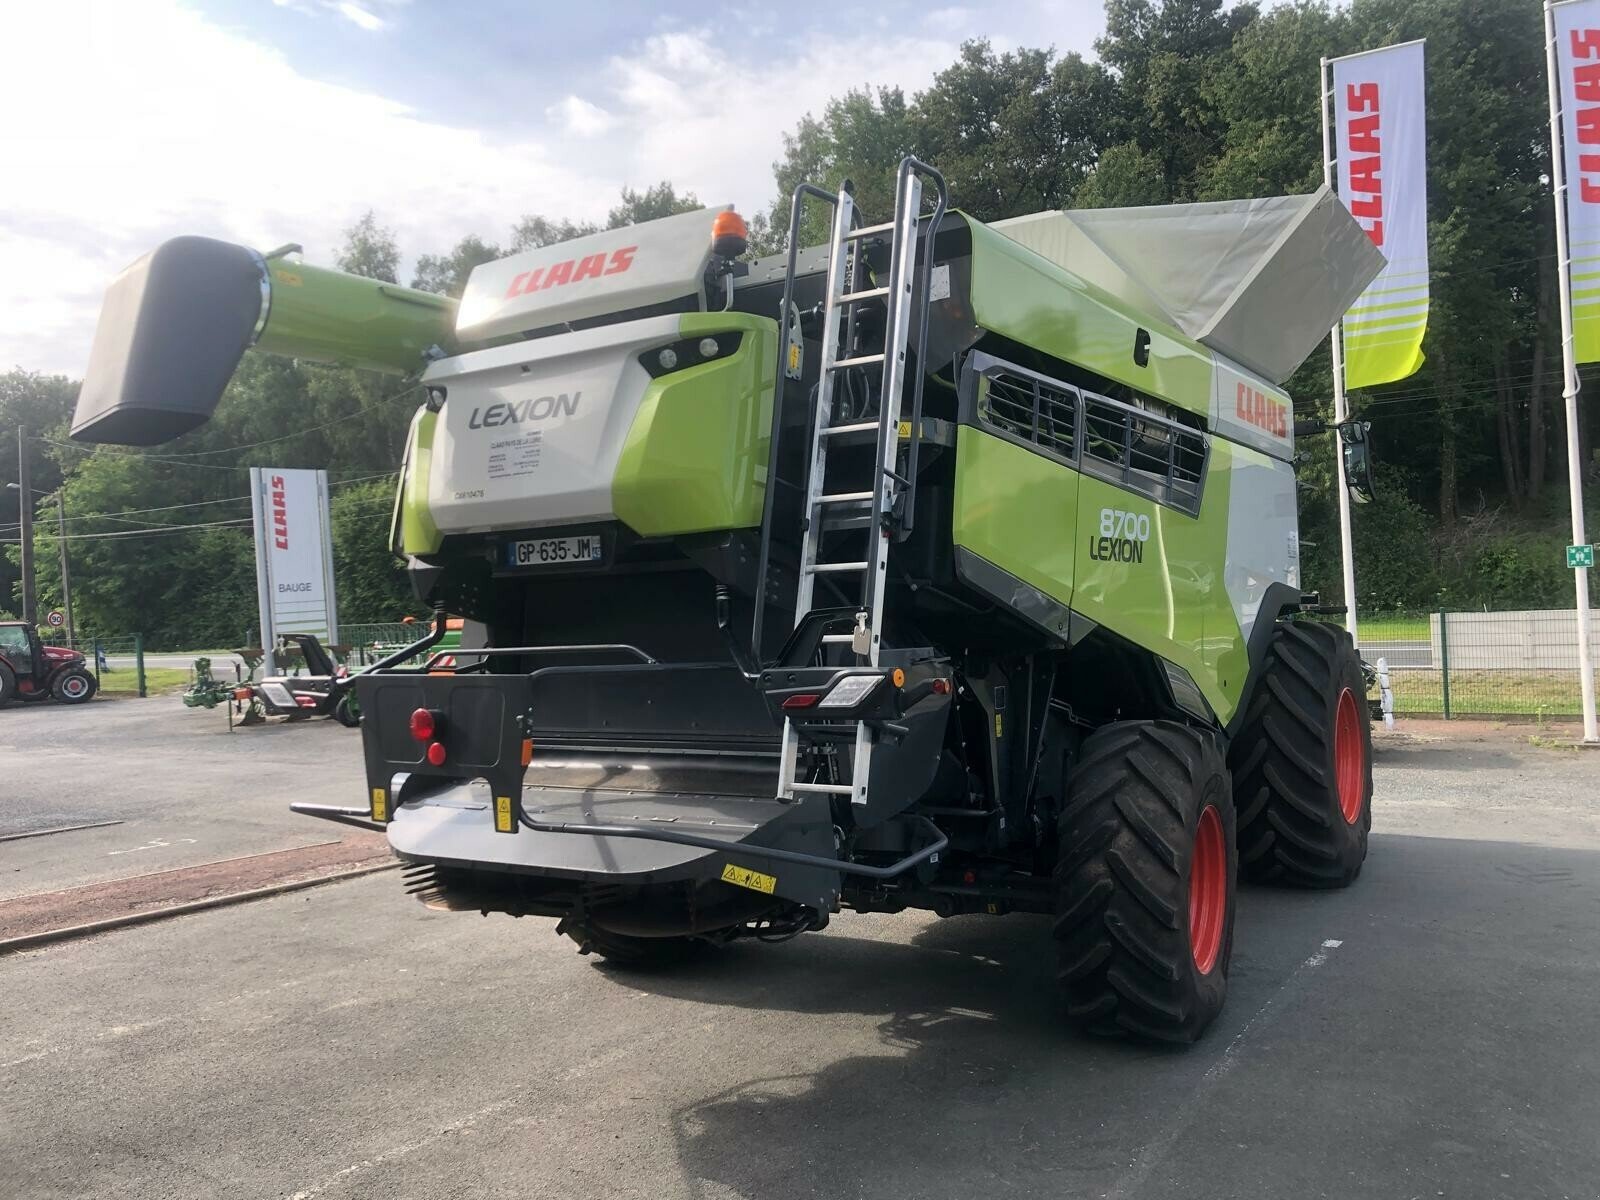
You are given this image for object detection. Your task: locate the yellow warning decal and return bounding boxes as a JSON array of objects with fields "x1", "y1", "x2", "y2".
[
  {"x1": 494, "y1": 795, "x2": 514, "y2": 833},
  {"x1": 721, "y1": 862, "x2": 777, "y2": 894},
  {"x1": 788, "y1": 343, "x2": 802, "y2": 372},
  {"x1": 994, "y1": 713, "x2": 1003, "y2": 739},
  {"x1": 897, "y1": 420, "x2": 912, "y2": 439},
  {"x1": 370, "y1": 787, "x2": 388, "y2": 822},
  {"x1": 273, "y1": 269, "x2": 303, "y2": 287}
]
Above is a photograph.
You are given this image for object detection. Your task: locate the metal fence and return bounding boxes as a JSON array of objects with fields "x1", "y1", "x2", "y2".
[
  {"x1": 338, "y1": 621, "x2": 432, "y2": 670},
  {"x1": 1352, "y1": 609, "x2": 1599, "y2": 719}
]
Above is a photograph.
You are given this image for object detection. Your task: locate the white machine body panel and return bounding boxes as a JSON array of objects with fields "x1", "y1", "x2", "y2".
[
  {"x1": 1211, "y1": 351, "x2": 1295, "y2": 463},
  {"x1": 421, "y1": 314, "x2": 681, "y2": 534},
  {"x1": 455, "y1": 206, "x2": 729, "y2": 341}
]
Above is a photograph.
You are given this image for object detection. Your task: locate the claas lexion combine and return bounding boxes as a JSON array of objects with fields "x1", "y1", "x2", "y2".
[{"x1": 75, "y1": 158, "x2": 1386, "y2": 1041}]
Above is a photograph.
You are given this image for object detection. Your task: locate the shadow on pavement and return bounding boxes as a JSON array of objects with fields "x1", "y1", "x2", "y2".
[{"x1": 592, "y1": 833, "x2": 1600, "y2": 1200}]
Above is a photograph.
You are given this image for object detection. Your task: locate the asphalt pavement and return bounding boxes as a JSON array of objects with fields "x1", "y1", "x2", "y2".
[
  {"x1": 2, "y1": 707, "x2": 1598, "y2": 1199},
  {"x1": 0, "y1": 697, "x2": 364, "y2": 900}
]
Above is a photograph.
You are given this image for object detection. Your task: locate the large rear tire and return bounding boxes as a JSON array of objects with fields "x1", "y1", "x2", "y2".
[
  {"x1": 0, "y1": 662, "x2": 14, "y2": 706},
  {"x1": 1053, "y1": 721, "x2": 1236, "y2": 1043},
  {"x1": 1230, "y1": 621, "x2": 1372, "y2": 888}
]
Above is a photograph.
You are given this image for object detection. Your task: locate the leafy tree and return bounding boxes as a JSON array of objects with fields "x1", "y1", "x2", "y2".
[
  {"x1": 331, "y1": 476, "x2": 416, "y2": 620},
  {"x1": 336, "y1": 210, "x2": 400, "y2": 283},
  {"x1": 607, "y1": 182, "x2": 701, "y2": 227},
  {"x1": 411, "y1": 234, "x2": 503, "y2": 298}
]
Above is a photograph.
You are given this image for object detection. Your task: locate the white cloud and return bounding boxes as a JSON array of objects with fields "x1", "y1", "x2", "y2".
[
  {"x1": 1, "y1": 1, "x2": 1100, "y2": 377},
  {"x1": 0, "y1": 2, "x2": 611, "y2": 375},
  {"x1": 335, "y1": 2, "x2": 387, "y2": 32},
  {"x1": 547, "y1": 95, "x2": 617, "y2": 138}
]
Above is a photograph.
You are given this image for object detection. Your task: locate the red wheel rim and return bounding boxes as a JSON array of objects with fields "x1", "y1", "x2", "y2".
[
  {"x1": 1334, "y1": 687, "x2": 1365, "y2": 825},
  {"x1": 62, "y1": 676, "x2": 87, "y2": 699},
  {"x1": 1189, "y1": 804, "x2": 1226, "y2": 975}
]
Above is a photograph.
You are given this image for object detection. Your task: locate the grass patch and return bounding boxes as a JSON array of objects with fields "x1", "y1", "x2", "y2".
[
  {"x1": 96, "y1": 666, "x2": 191, "y2": 698},
  {"x1": 1360, "y1": 615, "x2": 1431, "y2": 642},
  {"x1": 1385, "y1": 668, "x2": 1589, "y2": 717}
]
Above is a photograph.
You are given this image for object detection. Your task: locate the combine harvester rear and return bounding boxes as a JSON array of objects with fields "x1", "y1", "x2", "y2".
[{"x1": 74, "y1": 160, "x2": 1383, "y2": 1041}]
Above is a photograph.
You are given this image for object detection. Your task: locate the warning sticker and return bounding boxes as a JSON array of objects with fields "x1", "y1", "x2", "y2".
[
  {"x1": 487, "y1": 431, "x2": 542, "y2": 480},
  {"x1": 721, "y1": 862, "x2": 777, "y2": 894}
]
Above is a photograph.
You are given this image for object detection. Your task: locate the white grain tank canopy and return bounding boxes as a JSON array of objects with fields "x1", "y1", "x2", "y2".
[{"x1": 453, "y1": 206, "x2": 734, "y2": 342}]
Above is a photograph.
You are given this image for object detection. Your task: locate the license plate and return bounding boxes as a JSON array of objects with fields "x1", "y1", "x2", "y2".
[{"x1": 506, "y1": 535, "x2": 603, "y2": 568}]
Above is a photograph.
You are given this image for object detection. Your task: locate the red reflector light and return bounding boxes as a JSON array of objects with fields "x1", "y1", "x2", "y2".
[
  {"x1": 409, "y1": 708, "x2": 436, "y2": 741},
  {"x1": 426, "y1": 741, "x2": 447, "y2": 766},
  {"x1": 782, "y1": 694, "x2": 820, "y2": 709},
  {"x1": 931, "y1": 678, "x2": 951, "y2": 695}
]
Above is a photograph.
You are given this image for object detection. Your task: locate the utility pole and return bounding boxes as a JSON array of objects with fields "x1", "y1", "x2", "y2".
[
  {"x1": 16, "y1": 425, "x2": 35, "y2": 625},
  {"x1": 55, "y1": 491, "x2": 75, "y2": 645}
]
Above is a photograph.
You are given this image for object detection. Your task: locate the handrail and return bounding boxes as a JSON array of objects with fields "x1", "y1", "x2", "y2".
[
  {"x1": 896, "y1": 156, "x2": 949, "y2": 540},
  {"x1": 330, "y1": 607, "x2": 449, "y2": 694},
  {"x1": 751, "y1": 181, "x2": 843, "y2": 669}
]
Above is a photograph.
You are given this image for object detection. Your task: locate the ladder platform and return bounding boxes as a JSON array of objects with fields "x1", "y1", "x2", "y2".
[
  {"x1": 790, "y1": 781, "x2": 855, "y2": 796},
  {"x1": 823, "y1": 421, "x2": 879, "y2": 436},
  {"x1": 831, "y1": 353, "x2": 885, "y2": 369},
  {"x1": 844, "y1": 221, "x2": 895, "y2": 241},
  {"x1": 810, "y1": 561, "x2": 869, "y2": 573},
  {"x1": 840, "y1": 286, "x2": 890, "y2": 304},
  {"x1": 819, "y1": 491, "x2": 873, "y2": 504}
]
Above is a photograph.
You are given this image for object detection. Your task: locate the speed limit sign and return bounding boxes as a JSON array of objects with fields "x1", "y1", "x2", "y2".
[{"x1": 44, "y1": 610, "x2": 65, "y2": 628}]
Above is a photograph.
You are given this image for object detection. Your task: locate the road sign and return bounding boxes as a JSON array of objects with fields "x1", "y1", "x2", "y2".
[
  {"x1": 1568, "y1": 544, "x2": 1596, "y2": 569},
  {"x1": 44, "y1": 609, "x2": 65, "y2": 628}
]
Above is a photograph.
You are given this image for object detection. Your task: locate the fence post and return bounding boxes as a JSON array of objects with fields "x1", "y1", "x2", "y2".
[
  {"x1": 135, "y1": 633, "x2": 146, "y2": 698},
  {"x1": 91, "y1": 638, "x2": 102, "y2": 686},
  {"x1": 1438, "y1": 609, "x2": 1451, "y2": 720}
]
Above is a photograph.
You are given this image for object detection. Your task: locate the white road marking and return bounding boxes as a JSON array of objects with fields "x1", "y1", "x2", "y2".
[
  {"x1": 1105, "y1": 936, "x2": 1346, "y2": 1199},
  {"x1": 108, "y1": 837, "x2": 199, "y2": 856}
]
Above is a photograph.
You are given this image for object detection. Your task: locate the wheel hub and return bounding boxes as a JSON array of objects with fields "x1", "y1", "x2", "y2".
[
  {"x1": 1189, "y1": 803, "x2": 1226, "y2": 974},
  {"x1": 1334, "y1": 687, "x2": 1364, "y2": 825}
]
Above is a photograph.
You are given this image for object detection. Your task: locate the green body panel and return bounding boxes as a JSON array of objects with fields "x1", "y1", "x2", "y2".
[
  {"x1": 395, "y1": 408, "x2": 444, "y2": 556},
  {"x1": 255, "y1": 259, "x2": 457, "y2": 376},
  {"x1": 952, "y1": 425, "x2": 1248, "y2": 723},
  {"x1": 963, "y1": 218, "x2": 1215, "y2": 422},
  {"x1": 951, "y1": 426, "x2": 1080, "y2": 608},
  {"x1": 611, "y1": 312, "x2": 777, "y2": 536}
]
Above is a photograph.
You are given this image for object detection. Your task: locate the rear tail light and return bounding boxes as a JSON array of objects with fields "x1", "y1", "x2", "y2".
[
  {"x1": 782, "y1": 693, "x2": 820, "y2": 709},
  {"x1": 409, "y1": 708, "x2": 437, "y2": 741},
  {"x1": 426, "y1": 741, "x2": 447, "y2": 767}
]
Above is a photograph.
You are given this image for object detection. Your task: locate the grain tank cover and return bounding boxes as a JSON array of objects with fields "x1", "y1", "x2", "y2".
[
  {"x1": 454, "y1": 206, "x2": 732, "y2": 342},
  {"x1": 992, "y1": 187, "x2": 1384, "y2": 384}
]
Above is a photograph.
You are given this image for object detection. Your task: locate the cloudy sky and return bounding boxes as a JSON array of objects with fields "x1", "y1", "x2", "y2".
[{"x1": 3, "y1": 0, "x2": 1112, "y2": 377}]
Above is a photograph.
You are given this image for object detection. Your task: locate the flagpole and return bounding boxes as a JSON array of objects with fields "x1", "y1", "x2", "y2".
[
  {"x1": 1321, "y1": 55, "x2": 1361, "y2": 647},
  {"x1": 1544, "y1": 0, "x2": 1600, "y2": 744}
]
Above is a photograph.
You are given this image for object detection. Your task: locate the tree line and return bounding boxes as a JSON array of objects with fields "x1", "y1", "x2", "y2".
[{"x1": 4, "y1": 0, "x2": 1595, "y2": 649}]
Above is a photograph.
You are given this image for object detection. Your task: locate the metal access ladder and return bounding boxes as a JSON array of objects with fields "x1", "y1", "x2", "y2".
[{"x1": 774, "y1": 157, "x2": 948, "y2": 806}]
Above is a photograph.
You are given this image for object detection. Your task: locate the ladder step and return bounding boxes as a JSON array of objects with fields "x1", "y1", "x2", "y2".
[
  {"x1": 844, "y1": 221, "x2": 895, "y2": 241},
  {"x1": 831, "y1": 353, "x2": 885, "y2": 370},
  {"x1": 818, "y1": 491, "x2": 873, "y2": 504},
  {"x1": 789, "y1": 782, "x2": 855, "y2": 795},
  {"x1": 839, "y1": 286, "x2": 890, "y2": 304},
  {"x1": 823, "y1": 422, "x2": 878, "y2": 436},
  {"x1": 809, "y1": 561, "x2": 868, "y2": 573}
]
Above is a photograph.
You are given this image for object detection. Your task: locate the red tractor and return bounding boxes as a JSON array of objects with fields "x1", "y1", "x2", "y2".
[{"x1": 0, "y1": 620, "x2": 98, "y2": 706}]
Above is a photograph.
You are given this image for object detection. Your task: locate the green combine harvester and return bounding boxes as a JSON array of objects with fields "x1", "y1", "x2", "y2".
[{"x1": 74, "y1": 159, "x2": 1385, "y2": 1041}]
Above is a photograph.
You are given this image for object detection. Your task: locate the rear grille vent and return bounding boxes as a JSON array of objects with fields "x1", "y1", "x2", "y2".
[{"x1": 969, "y1": 352, "x2": 1207, "y2": 516}]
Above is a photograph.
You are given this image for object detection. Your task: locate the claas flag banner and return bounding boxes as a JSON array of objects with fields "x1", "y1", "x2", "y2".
[
  {"x1": 1332, "y1": 41, "x2": 1429, "y2": 389},
  {"x1": 1555, "y1": 0, "x2": 1600, "y2": 363}
]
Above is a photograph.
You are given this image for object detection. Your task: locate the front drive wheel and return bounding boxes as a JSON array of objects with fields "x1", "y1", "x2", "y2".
[
  {"x1": 1230, "y1": 621, "x2": 1372, "y2": 888},
  {"x1": 51, "y1": 668, "x2": 97, "y2": 704},
  {"x1": 332, "y1": 693, "x2": 361, "y2": 728},
  {"x1": 1054, "y1": 721, "x2": 1236, "y2": 1043}
]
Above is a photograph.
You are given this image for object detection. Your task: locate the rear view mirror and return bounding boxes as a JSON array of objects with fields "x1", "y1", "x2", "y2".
[{"x1": 1340, "y1": 420, "x2": 1375, "y2": 505}]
